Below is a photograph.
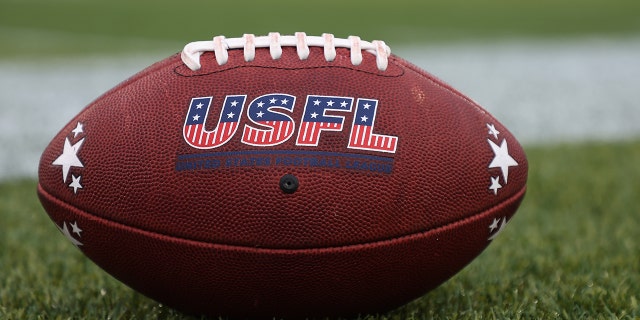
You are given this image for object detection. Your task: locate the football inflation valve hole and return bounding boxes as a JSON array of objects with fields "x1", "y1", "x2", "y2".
[{"x1": 279, "y1": 174, "x2": 299, "y2": 194}]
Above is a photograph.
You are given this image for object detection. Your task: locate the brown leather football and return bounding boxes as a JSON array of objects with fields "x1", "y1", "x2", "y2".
[{"x1": 37, "y1": 32, "x2": 527, "y2": 318}]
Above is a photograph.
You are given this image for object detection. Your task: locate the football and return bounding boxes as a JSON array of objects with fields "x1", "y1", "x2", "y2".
[{"x1": 38, "y1": 32, "x2": 527, "y2": 318}]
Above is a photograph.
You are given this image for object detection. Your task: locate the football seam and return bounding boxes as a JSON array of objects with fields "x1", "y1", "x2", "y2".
[
  {"x1": 173, "y1": 62, "x2": 405, "y2": 78},
  {"x1": 38, "y1": 182, "x2": 526, "y2": 253},
  {"x1": 395, "y1": 58, "x2": 492, "y2": 119},
  {"x1": 86, "y1": 56, "x2": 177, "y2": 110}
]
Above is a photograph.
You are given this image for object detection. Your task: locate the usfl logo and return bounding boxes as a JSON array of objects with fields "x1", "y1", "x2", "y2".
[{"x1": 182, "y1": 93, "x2": 398, "y2": 153}]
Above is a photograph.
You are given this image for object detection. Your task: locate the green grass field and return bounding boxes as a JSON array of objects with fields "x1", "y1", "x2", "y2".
[
  {"x1": 1, "y1": 0, "x2": 640, "y2": 318},
  {"x1": 2, "y1": 141, "x2": 638, "y2": 319}
]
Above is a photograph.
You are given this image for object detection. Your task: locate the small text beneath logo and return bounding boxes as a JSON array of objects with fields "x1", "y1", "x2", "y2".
[{"x1": 176, "y1": 150, "x2": 394, "y2": 174}]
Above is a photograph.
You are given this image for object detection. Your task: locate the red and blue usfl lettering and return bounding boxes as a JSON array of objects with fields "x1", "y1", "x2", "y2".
[{"x1": 182, "y1": 93, "x2": 398, "y2": 153}]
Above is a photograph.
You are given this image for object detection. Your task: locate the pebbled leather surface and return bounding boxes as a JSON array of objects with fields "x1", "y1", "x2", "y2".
[{"x1": 38, "y1": 44, "x2": 528, "y2": 317}]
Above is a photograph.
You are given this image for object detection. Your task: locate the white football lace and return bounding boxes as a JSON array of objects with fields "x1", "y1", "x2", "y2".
[{"x1": 181, "y1": 32, "x2": 391, "y2": 72}]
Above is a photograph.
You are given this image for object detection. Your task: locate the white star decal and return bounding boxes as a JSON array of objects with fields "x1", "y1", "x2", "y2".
[
  {"x1": 57, "y1": 222, "x2": 83, "y2": 247},
  {"x1": 489, "y1": 176, "x2": 502, "y2": 195},
  {"x1": 488, "y1": 139, "x2": 518, "y2": 184},
  {"x1": 256, "y1": 111, "x2": 264, "y2": 118},
  {"x1": 313, "y1": 99, "x2": 321, "y2": 106},
  {"x1": 69, "y1": 175, "x2": 83, "y2": 194},
  {"x1": 360, "y1": 115, "x2": 369, "y2": 123},
  {"x1": 488, "y1": 218, "x2": 500, "y2": 232},
  {"x1": 327, "y1": 100, "x2": 335, "y2": 106},
  {"x1": 281, "y1": 98, "x2": 289, "y2": 105},
  {"x1": 269, "y1": 98, "x2": 277, "y2": 104},
  {"x1": 192, "y1": 114, "x2": 201, "y2": 121},
  {"x1": 310, "y1": 112, "x2": 318, "y2": 119},
  {"x1": 488, "y1": 217, "x2": 508, "y2": 241},
  {"x1": 230, "y1": 100, "x2": 238, "y2": 107},
  {"x1": 487, "y1": 123, "x2": 500, "y2": 140},
  {"x1": 70, "y1": 221, "x2": 82, "y2": 237},
  {"x1": 71, "y1": 122, "x2": 84, "y2": 138},
  {"x1": 52, "y1": 137, "x2": 85, "y2": 183},
  {"x1": 363, "y1": 103, "x2": 371, "y2": 109},
  {"x1": 196, "y1": 103, "x2": 204, "y2": 109},
  {"x1": 227, "y1": 112, "x2": 235, "y2": 119},
  {"x1": 257, "y1": 101, "x2": 265, "y2": 108},
  {"x1": 340, "y1": 101, "x2": 348, "y2": 108}
]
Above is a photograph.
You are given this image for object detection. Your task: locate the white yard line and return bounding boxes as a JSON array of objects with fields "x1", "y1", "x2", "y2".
[
  {"x1": 399, "y1": 37, "x2": 640, "y2": 144},
  {"x1": 1, "y1": 37, "x2": 639, "y2": 179}
]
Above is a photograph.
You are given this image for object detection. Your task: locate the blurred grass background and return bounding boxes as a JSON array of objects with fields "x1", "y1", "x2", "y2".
[
  {"x1": 2, "y1": 0, "x2": 640, "y2": 57},
  {"x1": 1, "y1": 0, "x2": 639, "y2": 319}
]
